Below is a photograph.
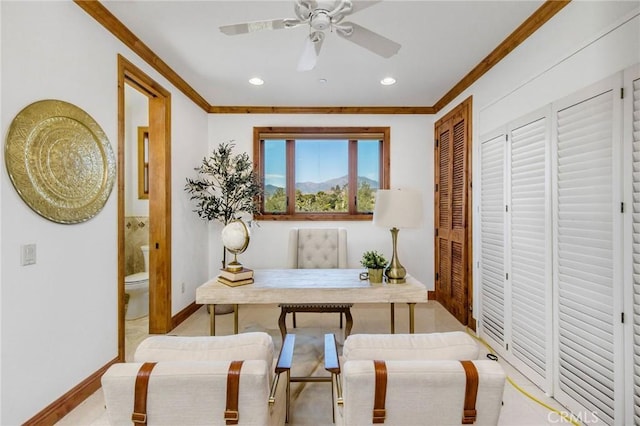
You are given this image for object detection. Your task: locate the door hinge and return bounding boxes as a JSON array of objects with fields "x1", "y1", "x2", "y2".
[
  {"x1": 435, "y1": 139, "x2": 439, "y2": 148},
  {"x1": 505, "y1": 205, "x2": 509, "y2": 212},
  {"x1": 505, "y1": 343, "x2": 509, "y2": 351},
  {"x1": 505, "y1": 134, "x2": 509, "y2": 142},
  {"x1": 435, "y1": 272, "x2": 439, "y2": 280},
  {"x1": 435, "y1": 228, "x2": 439, "y2": 237},
  {"x1": 505, "y1": 273, "x2": 509, "y2": 280},
  {"x1": 155, "y1": 242, "x2": 159, "y2": 249},
  {"x1": 621, "y1": 312, "x2": 625, "y2": 323},
  {"x1": 621, "y1": 202, "x2": 624, "y2": 213},
  {"x1": 286, "y1": 196, "x2": 289, "y2": 207},
  {"x1": 621, "y1": 87, "x2": 624, "y2": 99},
  {"x1": 435, "y1": 183, "x2": 438, "y2": 192}
]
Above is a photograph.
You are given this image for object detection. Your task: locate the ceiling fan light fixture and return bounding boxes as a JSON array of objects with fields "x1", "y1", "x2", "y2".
[
  {"x1": 380, "y1": 77, "x2": 396, "y2": 86},
  {"x1": 310, "y1": 10, "x2": 331, "y2": 30},
  {"x1": 249, "y1": 77, "x2": 264, "y2": 86}
]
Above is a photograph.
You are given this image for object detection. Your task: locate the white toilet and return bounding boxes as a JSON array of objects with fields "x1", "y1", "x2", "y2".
[{"x1": 125, "y1": 245, "x2": 149, "y2": 320}]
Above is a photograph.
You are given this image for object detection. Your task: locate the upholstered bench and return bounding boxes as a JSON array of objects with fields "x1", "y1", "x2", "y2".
[
  {"x1": 278, "y1": 303, "x2": 353, "y2": 341},
  {"x1": 325, "y1": 331, "x2": 506, "y2": 425},
  {"x1": 101, "y1": 332, "x2": 293, "y2": 425}
]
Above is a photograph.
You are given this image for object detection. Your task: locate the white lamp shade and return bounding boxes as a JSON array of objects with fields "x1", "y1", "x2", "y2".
[{"x1": 373, "y1": 189, "x2": 424, "y2": 228}]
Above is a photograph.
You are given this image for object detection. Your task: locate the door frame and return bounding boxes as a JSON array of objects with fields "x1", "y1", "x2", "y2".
[{"x1": 117, "y1": 55, "x2": 172, "y2": 360}]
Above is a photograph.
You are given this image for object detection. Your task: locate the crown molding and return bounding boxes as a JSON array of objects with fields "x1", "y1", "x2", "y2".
[
  {"x1": 74, "y1": 0, "x2": 211, "y2": 112},
  {"x1": 209, "y1": 105, "x2": 435, "y2": 114},
  {"x1": 76, "y1": 0, "x2": 569, "y2": 115},
  {"x1": 433, "y1": 0, "x2": 570, "y2": 112}
]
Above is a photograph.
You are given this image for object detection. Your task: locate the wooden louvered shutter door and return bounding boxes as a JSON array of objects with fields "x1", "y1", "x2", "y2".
[
  {"x1": 435, "y1": 98, "x2": 471, "y2": 325},
  {"x1": 631, "y1": 74, "x2": 640, "y2": 426},
  {"x1": 436, "y1": 125, "x2": 452, "y2": 309}
]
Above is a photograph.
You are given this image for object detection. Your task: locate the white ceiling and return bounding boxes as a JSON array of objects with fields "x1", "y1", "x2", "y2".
[{"x1": 102, "y1": 0, "x2": 546, "y2": 107}]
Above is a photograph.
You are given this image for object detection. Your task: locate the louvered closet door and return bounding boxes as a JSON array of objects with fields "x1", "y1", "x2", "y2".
[
  {"x1": 555, "y1": 88, "x2": 616, "y2": 424},
  {"x1": 630, "y1": 74, "x2": 640, "y2": 426},
  {"x1": 509, "y1": 115, "x2": 551, "y2": 389},
  {"x1": 480, "y1": 133, "x2": 506, "y2": 346},
  {"x1": 435, "y1": 108, "x2": 470, "y2": 324}
]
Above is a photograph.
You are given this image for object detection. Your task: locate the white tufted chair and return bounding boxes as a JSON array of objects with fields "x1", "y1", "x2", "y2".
[{"x1": 279, "y1": 228, "x2": 352, "y2": 339}]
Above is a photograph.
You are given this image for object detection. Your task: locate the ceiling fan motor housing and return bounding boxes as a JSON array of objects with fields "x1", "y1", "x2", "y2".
[{"x1": 310, "y1": 10, "x2": 331, "y2": 30}]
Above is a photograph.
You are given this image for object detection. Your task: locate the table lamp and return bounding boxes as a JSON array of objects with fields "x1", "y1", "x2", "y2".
[{"x1": 373, "y1": 188, "x2": 423, "y2": 283}]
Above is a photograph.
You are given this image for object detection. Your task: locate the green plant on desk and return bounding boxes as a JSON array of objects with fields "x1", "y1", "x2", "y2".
[{"x1": 360, "y1": 250, "x2": 388, "y2": 283}]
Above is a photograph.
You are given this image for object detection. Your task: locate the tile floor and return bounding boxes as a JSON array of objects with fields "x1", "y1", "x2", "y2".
[{"x1": 57, "y1": 302, "x2": 576, "y2": 425}]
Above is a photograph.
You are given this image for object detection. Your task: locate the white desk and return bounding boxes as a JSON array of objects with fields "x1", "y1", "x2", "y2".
[{"x1": 196, "y1": 269, "x2": 429, "y2": 336}]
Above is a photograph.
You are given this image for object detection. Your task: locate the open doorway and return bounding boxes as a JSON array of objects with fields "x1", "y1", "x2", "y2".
[{"x1": 117, "y1": 55, "x2": 172, "y2": 361}]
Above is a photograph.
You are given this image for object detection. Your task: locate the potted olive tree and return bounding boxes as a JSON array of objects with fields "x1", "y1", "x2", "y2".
[
  {"x1": 185, "y1": 141, "x2": 261, "y2": 312},
  {"x1": 360, "y1": 250, "x2": 388, "y2": 283}
]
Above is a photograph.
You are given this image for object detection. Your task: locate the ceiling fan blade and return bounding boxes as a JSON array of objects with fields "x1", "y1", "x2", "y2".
[
  {"x1": 297, "y1": 31, "x2": 324, "y2": 72},
  {"x1": 336, "y1": 22, "x2": 400, "y2": 58},
  {"x1": 220, "y1": 18, "x2": 299, "y2": 36}
]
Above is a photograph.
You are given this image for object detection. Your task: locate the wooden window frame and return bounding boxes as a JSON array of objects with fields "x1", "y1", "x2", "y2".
[{"x1": 253, "y1": 126, "x2": 390, "y2": 221}]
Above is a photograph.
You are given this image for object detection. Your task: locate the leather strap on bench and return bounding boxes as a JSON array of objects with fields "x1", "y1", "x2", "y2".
[
  {"x1": 372, "y1": 360, "x2": 387, "y2": 424},
  {"x1": 225, "y1": 360, "x2": 244, "y2": 425},
  {"x1": 460, "y1": 360, "x2": 479, "y2": 424},
  {"x1": 132, "y1": 362, "x2": 157, "y2": 425}
]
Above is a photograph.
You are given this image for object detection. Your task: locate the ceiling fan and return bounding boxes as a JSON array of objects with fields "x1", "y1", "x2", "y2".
[{"x1": 219, "y1": 0, "x2": 401, "y2": 71}]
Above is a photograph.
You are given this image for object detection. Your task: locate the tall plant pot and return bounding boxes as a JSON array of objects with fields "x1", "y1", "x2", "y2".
[{"x1": 368, "y1": 268, "x2": 384, "y2": 283}]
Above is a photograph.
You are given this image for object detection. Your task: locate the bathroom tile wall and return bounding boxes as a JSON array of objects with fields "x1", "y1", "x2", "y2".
[{"x1": 125, "y1": 216, "x2": 149, "y2": 275}]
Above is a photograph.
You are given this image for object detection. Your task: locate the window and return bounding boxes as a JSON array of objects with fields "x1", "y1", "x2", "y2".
[{"x1": 253, "y1": 127, "x2": 390, "y2": 220}]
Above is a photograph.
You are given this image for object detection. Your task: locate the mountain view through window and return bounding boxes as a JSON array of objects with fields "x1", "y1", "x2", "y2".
[{"x1": 254, "y1": 127, "x2": 390, "y2": 220}]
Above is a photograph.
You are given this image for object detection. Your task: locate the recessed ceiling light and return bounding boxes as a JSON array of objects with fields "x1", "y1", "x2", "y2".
[
  {"x1": 380, "y1": 77, "x2": 396, "y2": 86},
  {"x1": 318, "y1": 78, "x2": 328, "y2": 84},
  {"x1": 249, "y1": 77, "x2": 264, "y2": 86}
]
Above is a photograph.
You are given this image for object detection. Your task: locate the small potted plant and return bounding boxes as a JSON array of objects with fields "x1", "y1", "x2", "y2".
[{"x1": 360, "y1": 250, "x2": 388, "y2": 283}]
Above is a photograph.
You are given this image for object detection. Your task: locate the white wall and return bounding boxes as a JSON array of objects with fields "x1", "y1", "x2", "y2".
[
  {"x1": 124, "y1": 85, "x2": 149, "y2": 217},
  {"x1": 0, "y1": 2, "x2": 209, "y2": 423},
  {"x1": 431, "y1": 1, "x2": 640, "y2": 316},
  {"x1": 207, "y1": 114, "x2": 434, "y2": 287}
]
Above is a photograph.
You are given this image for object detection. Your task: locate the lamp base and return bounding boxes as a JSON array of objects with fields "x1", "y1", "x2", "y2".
[
  {"x1": 385, "y1": 265, "x2": 407, "y2": 284},
  {"x1": 385, "y1": 227, "x2": 407, "y2": 284}
]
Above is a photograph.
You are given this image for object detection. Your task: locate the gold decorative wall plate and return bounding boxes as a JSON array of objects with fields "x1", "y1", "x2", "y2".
[{"x1": 5, "y1": 99, "x2": 116, "y2": 224}]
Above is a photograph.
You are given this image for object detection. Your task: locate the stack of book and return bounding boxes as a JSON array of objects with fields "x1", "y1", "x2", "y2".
[{"x1": 217, "y1": 267, "x2": 254, "y2": 287}]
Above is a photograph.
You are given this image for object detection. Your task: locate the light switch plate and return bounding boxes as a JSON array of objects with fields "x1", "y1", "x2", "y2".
[{"x1": 21, "y1": 244, "x2": 36, "y2": 266}]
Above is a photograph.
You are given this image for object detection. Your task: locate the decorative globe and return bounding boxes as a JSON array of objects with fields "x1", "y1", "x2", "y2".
[{"x1": 221, "y1": 219, "x2": 250, "y2": 271}]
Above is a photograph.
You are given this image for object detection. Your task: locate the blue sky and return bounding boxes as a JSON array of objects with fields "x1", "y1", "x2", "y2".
[{"x1": 264, "y1": 139, "x2": 379, "y2": 188}]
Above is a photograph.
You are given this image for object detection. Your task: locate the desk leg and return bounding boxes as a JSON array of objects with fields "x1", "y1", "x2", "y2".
[
  {"x1": 234, "y1": 304, "x2": 239, "y2": 334},
  {"x1": 209, "y1": 304, "x2": 216, "y2": 336},
  {"x1": 390, "y1": 303, "x2": 395, "y2": 334},
  {"x1": 408, "y1": 303, "x2": 416, "y2": 333}
]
